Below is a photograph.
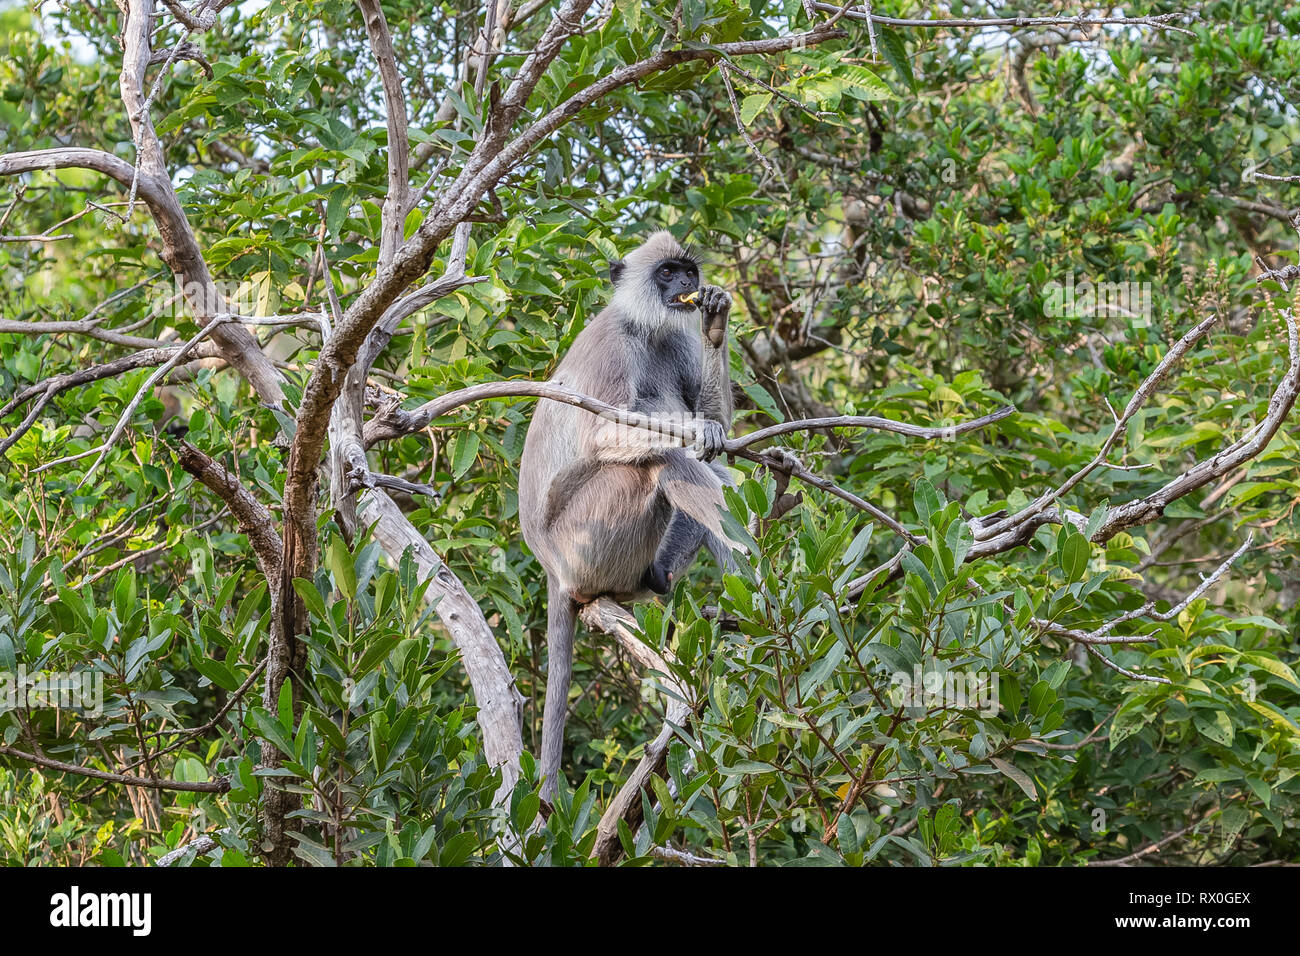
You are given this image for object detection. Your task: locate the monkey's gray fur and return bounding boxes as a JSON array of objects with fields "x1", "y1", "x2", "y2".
[{"x1": 519, "y1": 230, "x2": 739, "y2": 800}]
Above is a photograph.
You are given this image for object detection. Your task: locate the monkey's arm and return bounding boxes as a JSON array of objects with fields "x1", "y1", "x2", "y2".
[
  {"x1": 689, "y1": 285, "x2": 733, "y2": 462},
  {"x1": 696, "y1": 285, "x2": 733, "y2": 430}
]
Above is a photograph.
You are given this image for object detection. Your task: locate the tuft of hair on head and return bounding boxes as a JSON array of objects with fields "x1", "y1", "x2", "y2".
[{"x1": 624, "y1": 230, "x2": 702, "y2": 270}]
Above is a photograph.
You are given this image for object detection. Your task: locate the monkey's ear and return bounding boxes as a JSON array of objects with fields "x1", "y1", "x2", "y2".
[{"x1": 608, "y1": 259, "x2": 625, "y2": 285}]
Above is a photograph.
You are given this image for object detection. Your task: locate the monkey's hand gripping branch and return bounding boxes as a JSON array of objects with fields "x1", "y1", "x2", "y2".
[{"x1": 691, "y1": 419, "x2": 728, "y2": 460}]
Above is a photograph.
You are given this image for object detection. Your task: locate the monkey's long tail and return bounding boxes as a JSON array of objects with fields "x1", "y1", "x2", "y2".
[{"x1": 540, "y1": 577, "x2": 577, "y2": 802}]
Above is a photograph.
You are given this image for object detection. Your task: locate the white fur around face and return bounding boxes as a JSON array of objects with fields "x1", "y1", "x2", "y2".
[{"x1": 610, "y1": 230, "x2": 701, "y2": 339}]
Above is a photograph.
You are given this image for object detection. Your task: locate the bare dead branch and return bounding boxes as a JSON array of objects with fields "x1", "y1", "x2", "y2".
[
  {"x1": 157, "y1": 830, "x2": 227, "y2": 865},
  {"x1": 1025, "y1": 706, "x2": 1119, "y2": 751},
  {"x1": 810, "y1": 5, "x2": 1197, "y2": 37},
  {"x1": 0, "y1": 343, "x2": 224, "y2": 456},
  {"x1": 116, "y1": 659, "x2": 268, "y2": 776},
  {"x1": 33, "y1": 317, "x2": 231, "y2": 481},
  {"x1": 579, "y1": 597, "x2": 694, "y2": 866},
  {"x1": 364, "y1": 378, "x2": 1010, "y2": 452},
  {"x1": 980, "y1": 314, "x2": 1219, "y2": 541},
  {"x1": 734, "y1": 403, "x2": 1015, "y2": 450},
  {"x1": 147, "y1": 41, "x2": 213, "y2": 78},
  {"x1": 358, "y1": 489, "x2": 525, "y2": 802},
  {"x1": 357, "y1": 0, "x2": 412, "y2": 263},
  {"x1": 648, "y1": 844, "x2": 725, "y2": 865},
  {"x1": 0, "y1": 744, "x2": 230, "y2": 792},
  {"x1": 0, "y1": 142, "x2": 285, "y2": 406},
  {"x1": 43, "y1": 512, "x2": 226, "y2": 600},
  {"x1": 1088, "y1": 819, "x2": 1205, "y2": 866},
  {"x1": 1093, "y1": 308, "x2": 1300, "y2": 540}
]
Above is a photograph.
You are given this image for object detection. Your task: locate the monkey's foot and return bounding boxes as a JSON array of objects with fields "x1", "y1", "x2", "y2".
[{"x1": 638, "y1": 563, "x2": 672, "y2": 595}]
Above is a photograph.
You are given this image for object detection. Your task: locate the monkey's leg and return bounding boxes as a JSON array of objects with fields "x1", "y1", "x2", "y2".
[
  {"x1": 640, "y1": 509, "x2": 709, "y2": 594},
  {"x1": 540, "y1": 576, "x2": 578, "y2": 802},
  {"x1": 641, "y1": 456, "x2": 745, "y2": 594},
  {"x1": 657, "y1": 455, "x2": 726, "y2": 539},
  {"x1": 545, "y1": 462, "x2": 667, "y2": 597}
]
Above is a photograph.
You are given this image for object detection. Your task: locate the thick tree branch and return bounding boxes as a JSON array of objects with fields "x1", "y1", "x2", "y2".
[
  {"x1": 358, "y1": 489, "x2": 525, "y2": 802},
  {"x1": 176, "y1": 441, "x2": 283, "y2": 580}
]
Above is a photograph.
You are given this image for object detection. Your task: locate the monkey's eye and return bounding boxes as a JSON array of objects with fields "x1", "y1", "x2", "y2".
[{"x1": 660, "y1": 266, "x2": 672, "y2": 277}]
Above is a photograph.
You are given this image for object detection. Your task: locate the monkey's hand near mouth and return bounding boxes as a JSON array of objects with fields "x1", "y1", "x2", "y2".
[{"x1": 696, "y1": 284, "x2": 731, "y2": 348}]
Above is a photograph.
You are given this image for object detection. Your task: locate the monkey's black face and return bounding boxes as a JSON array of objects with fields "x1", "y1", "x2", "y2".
[{"x1": 653, "y1": 258, "x2": 700, "y2": 311}]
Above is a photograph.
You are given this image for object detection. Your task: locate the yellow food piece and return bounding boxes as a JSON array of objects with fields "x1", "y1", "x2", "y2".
[{"x1": 678, "y1": 291, "x2": 701, "y2": 304}]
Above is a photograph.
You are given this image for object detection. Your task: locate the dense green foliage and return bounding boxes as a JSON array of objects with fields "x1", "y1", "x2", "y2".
[{"x1": 1, "y1": 0, "x2": 1298, "y2": 865}]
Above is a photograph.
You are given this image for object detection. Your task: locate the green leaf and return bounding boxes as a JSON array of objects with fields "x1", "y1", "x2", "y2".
[
  {"x1": 1058, "y1": 533, "x2": 1090, "y2": 583},
  {"x1": 327, "y1": 536, "x2": 356, "y2": 602},
  {"x1": 838, "y1": 65, "x2": 895, "y2": 102},
  {"x1": 193, "y1": 654, "x2": 240, "y2": 692},
  {"x1": 739, "y1": 93, "x2": 773, "y2": 127},
  {"x1": 438, "y1": 831, "x2": 479, "y2": 867},
  {"x1": 837, "y1": 813, "x2": 861, "y2": 854},
  {"x1": 246, "y1": 708, "x2": 297, "y2": 759},
  {"x1": 451, "y1": 431, "x2": 481, "y2": 479},
  {"x1": 512, "y1": 792, "x2": 540, "y2": 832},
  {"x1": 326, "y1": 190, "x2": 347, "y2": 240},
  {"x1": 989, "y1": 757, "x2": 1038, "y2": 800},
  {"x1": 877, "y1": 28, "x2": 916, "y2": 93},
  {"x1": 292, "y1": 578, "x2": 330, "y2": 624},
  {"x1": 1219, "y1": 806, "x2": 1248, "y2": 853},
  {"x1": 1243, "y1": 652, "x2": 1299, "y2": 688},
  {"x1": 1027, "y1": 680, "x2": 1055, "y2": 717},
  {"x1": 913, "y1": 478, "x2": 942, "y2": 527},
  {"x1": 1193, "y1": 710, "x2": 1235, "y2": 747},
  {"x1": 944, "y1": 519, "x2": 973, "y2": 570}
]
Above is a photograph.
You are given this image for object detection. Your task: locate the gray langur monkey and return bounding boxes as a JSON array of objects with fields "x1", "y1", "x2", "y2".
[{"x1": 519, "y1": 230, "x2": 741, "y2": 800}]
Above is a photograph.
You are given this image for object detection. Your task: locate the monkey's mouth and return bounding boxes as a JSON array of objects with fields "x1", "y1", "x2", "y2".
[{"x1": 670, "y1": 291, "x2": 700, "y2": 310}]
